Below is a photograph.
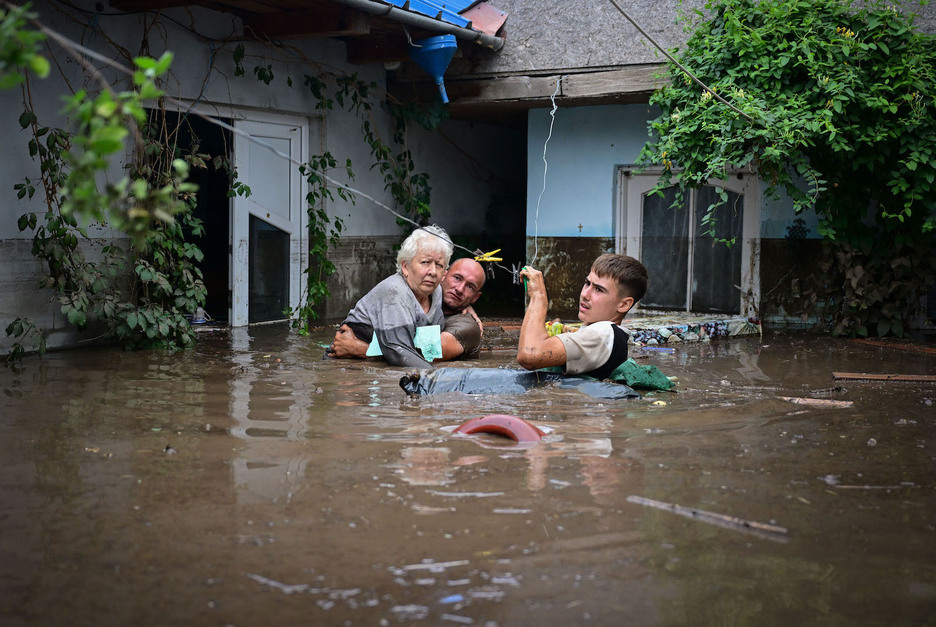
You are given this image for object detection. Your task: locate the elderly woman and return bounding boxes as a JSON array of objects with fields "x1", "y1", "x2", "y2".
[{"x1": 327, "y1": 225, "x2": 453, "y2": 368}]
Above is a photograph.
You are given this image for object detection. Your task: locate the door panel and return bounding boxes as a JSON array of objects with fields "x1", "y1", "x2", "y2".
[
  {"x1": 640, "y1": 187, "x2": 690, "y2": 309},
  {"x1": 231, "y1": 118, "x2": 306, "y2": 326},
  {"x1": 692, "y1": 186, "x2": 743, "y2": 313}
]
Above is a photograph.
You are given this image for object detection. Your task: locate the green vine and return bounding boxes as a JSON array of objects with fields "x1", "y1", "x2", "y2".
[
  {"x1": 285, "y1": 152, "x2": 350, "y2": 334},
  {"x1": 334, "y1": 73, "x2": 446, "y2": 228}
]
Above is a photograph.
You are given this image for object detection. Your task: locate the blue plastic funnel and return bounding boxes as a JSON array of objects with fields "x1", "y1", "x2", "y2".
[{"x1": 409, "y1": 34, "x2": 458, "y2": 103}]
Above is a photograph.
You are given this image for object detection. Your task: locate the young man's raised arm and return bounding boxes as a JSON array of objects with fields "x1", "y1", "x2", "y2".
[{"x1": 516, "y1": 266, "x2": 567, "y2": 370}]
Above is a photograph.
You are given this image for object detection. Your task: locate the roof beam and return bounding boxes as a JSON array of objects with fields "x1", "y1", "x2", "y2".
[{"x1": 390, "y1": 65, "x2": 666, "y2": 106}]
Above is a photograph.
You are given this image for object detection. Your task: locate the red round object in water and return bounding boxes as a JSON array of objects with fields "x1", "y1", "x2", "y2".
[{"x1": 453, "y1": 414, "x2": 545, "y2": 443}]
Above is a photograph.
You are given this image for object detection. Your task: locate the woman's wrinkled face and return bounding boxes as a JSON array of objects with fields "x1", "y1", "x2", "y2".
[{"x1": 401, "y1": 248, "x2": 446, "y2": 301}]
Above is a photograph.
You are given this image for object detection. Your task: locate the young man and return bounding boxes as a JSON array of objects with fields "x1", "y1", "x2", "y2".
[
  {"x1": 517, "y1": 254, "x2": 648, "y2": 380},
  {"x1": 328, "y1": 257, "x2": 487, "y2": 362}
]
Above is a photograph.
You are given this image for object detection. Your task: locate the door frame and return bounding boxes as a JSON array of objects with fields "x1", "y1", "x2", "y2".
[
  {"x1": 615, "y1": 166, "x2": 761, "y2": 317},
  {"x1": 230, "y1": 111, "x2": 310, "y2": 327}
]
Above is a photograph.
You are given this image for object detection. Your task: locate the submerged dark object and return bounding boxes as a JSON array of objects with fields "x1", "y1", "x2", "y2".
[
  {"x1": 453, "y1": 414, "x2": 545, "y2": 443},
  {"x1": 399, "y1": 368, "x2": 639, "y2": 400}
]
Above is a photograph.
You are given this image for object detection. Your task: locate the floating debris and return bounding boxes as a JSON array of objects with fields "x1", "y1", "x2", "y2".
[
  {"x1": 832, "y1": 372, "x2": 936, "y2": 383},
  {"x1": 779, "y1": 396, "x2": 853, "y2": 408},
  {"x1": 390, "y1": 605, "x2": 429, "y2": 620},
  {"x1": 398, "y1": 560, "x2": 470, "y2": 573},
  {"x1": 246, "y1": 573, "x2": 309, "y2": 595},
  {"x1": 627, "y1": 495, "x2": 789, "y2": 542},
  {"x1": 427, "y1": 491, "x2": 504, "y2": 498}
]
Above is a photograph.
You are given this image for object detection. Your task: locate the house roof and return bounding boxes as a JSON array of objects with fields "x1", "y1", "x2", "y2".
[
  {"x1": 107, "y1": 0, "x2": 661, "y2": 122},
  {"x1": 380, "y1": 0, "x2": 474, "y2": 29}
]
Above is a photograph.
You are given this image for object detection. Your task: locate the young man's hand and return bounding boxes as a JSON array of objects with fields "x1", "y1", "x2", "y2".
[
  {"x1": 516, "y1": 266, "x2": 567, "y2": 370},
  {"x1": 519, "y1": 266, "x2": 547, "y2": 300}
]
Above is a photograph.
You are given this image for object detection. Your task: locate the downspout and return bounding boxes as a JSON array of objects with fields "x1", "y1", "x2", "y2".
[{"x1": 329, "y1": 0, "x2": 505, "y2": 51}]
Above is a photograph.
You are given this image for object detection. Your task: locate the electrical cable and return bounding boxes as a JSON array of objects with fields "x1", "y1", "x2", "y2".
[
  {"x1": 530, "y1": 75, "x2": 561, "y2": 268},
  {"x1": 606, "y1": 0, "x2": 754, "y2": 122}
]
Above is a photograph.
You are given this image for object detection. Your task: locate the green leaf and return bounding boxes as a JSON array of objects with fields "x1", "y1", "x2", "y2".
[
  {"x1": 66, "y1": 307, "x2": 87, "y2": 327},
  {"x1": 28, "y1": 55, "x2": 50, "y2": 78},
  {"x1": 18, "y1": 110, "x2": 37, "y2": 129},
  {"x1": 876, "y1": 319, "x2": 890, "y2": 337},
  {"x1": 88, "y1": 125, "x2": 128, "y2": 155}
]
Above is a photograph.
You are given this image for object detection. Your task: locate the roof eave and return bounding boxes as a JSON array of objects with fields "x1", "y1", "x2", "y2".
[{"x1": 329, "y1": 0, "x2": 505, "y2": 51}]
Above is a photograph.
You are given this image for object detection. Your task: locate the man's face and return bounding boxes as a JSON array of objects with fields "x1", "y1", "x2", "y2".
[
  {"x1": 578, "y1": 271, "x2": 634, "y2": 325},
  {"x1": 442, "y1": 260, "x2": 484, "y2": 311}
]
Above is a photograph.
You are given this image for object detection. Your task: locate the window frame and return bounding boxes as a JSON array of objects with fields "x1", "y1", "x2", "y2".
[{"x1": 615, "y1": 166, "x2": 761, "y2": 317}]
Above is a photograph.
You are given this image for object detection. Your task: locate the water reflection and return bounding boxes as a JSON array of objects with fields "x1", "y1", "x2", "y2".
[{"x1": 228, "y1": 327, "x2": 310, "y2": 505}]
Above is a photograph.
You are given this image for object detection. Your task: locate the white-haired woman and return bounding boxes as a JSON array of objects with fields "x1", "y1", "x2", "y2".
[{"x1": 327, "y1": 225, "x2": 453, "y2": 368}]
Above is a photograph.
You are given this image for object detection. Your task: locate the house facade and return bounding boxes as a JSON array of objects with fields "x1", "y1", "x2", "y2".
[
  {"x1": 4, "y1": 0, "x2": 934, "y2": 357},
  {"x1": 0, "y1": 0, "x2": 526, "y2": 355},
  {"x1": 387, "y1": 0, "x2": 813, "y2": 323}
]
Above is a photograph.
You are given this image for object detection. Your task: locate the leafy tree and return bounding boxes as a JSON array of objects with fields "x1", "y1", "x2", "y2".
[{"x1": 640, "y1": 0, "x2": 936, "y2": 336}]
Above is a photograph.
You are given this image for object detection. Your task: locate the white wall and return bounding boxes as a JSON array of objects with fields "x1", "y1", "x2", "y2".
[{"x1": 526, "y1": 103, "x2": 658, "y2": 238}]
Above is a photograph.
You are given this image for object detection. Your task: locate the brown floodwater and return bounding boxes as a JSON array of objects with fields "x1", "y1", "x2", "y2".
[{"x1": 1, "y1": 324, "x2": 934, "y2": 626}]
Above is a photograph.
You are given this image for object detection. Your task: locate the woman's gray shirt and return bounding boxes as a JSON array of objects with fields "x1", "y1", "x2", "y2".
[{"x1": 342, "y1": 273, "x2": 444, "y2": 369}]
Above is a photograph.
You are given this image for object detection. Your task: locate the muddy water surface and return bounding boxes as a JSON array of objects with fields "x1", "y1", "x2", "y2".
[{"x1": 1, "y1": 325, "x2": 934, "y2": 626}]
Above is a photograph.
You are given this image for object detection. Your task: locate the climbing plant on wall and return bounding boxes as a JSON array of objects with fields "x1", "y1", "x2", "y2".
[
  {"x1": 3, "y1": 4, "x2": 212, "y2": 363},
  {"x1": 7, "y1": 58, "x2": 209, "y2": 363},
  {"x1": 640, "y1": 0, "x2": 936, "y2": 336}
]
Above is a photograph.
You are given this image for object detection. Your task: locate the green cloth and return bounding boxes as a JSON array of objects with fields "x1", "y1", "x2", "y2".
[
  {"x1": 609, "y1": 358, "x2": 675, "y2": 391},
  {"x1": 536, "y1": 359, "x2": 673, "y2": 392}
]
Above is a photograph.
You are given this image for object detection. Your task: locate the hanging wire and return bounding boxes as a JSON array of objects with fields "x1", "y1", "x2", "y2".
[
  {"x1": 529, "y1": 75, "x2": 562, "y2": 268},
  {"x1": 606, "y1": 0, "x2": 754, "y2": 122}
]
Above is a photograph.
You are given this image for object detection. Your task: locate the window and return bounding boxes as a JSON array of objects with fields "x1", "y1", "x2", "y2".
[{"x1": 617, "y1": 168, "x2": 760, "y2": 316}]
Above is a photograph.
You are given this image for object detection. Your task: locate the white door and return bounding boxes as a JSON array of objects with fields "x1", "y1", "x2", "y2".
[
  {"x1": 618, "y1": 169, "x2": 760, "y2": 317},
  {"x1": 231, "y1": 117, "x2": 307, "y2": 326}
]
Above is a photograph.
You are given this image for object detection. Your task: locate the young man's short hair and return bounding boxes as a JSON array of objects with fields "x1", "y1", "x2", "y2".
[{"x1": 590, "y1": 254, "x2": 649, "y2": 302}]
